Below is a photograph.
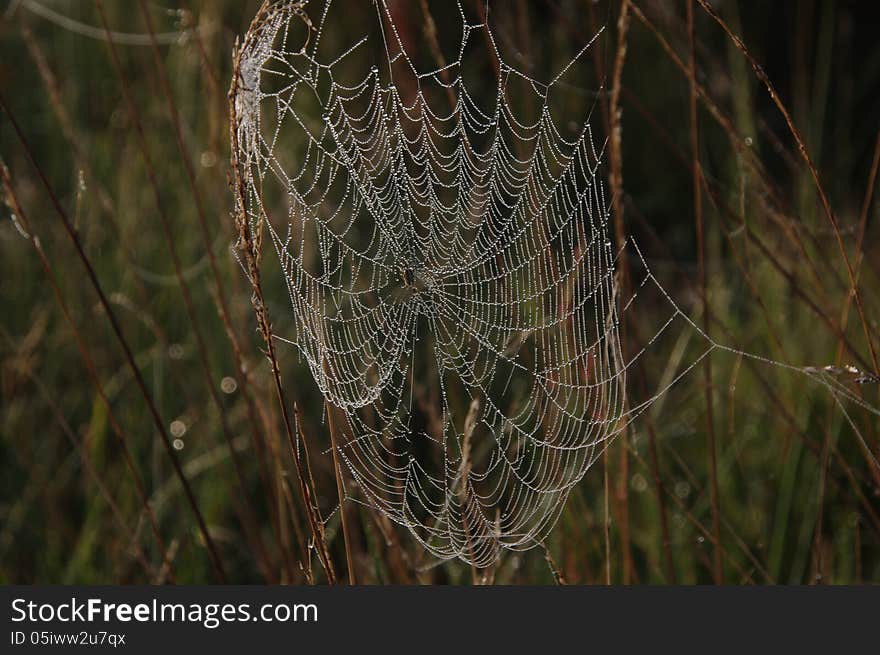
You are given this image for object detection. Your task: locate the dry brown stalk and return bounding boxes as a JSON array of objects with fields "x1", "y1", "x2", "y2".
[{"x1": 228, "y1": 0, "x2": 338, "y2": 584}]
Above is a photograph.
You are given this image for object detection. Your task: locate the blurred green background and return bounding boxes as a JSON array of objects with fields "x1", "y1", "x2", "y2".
[{"x1": 1, "y1": 0, "x2": 878, "y2": 584}]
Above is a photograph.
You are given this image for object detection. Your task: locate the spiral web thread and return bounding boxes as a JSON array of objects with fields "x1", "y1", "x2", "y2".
[{"x1": 230, "y1": 0, "x2": 880, "y2": 568}]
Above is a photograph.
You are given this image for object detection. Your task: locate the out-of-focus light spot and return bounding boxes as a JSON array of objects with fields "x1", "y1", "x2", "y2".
[{"x1": 221, "y1": 376, "x2": 238, "y2": 394}]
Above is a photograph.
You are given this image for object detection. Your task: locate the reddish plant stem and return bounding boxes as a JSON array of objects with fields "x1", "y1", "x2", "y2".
[
  {"x1": 0, "y1": 95, "x2": 227, "y2": 582},
  {"x1": 687, "y1": 0, "x2": 723, "y2": 584}
]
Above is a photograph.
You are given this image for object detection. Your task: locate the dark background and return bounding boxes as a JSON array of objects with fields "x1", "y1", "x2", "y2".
[{"x1": 1, "y1": 0, "x2": 878, "y2": 584}]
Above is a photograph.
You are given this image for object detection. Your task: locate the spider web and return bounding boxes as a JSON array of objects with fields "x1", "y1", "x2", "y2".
[{"x1": 229, "y1": 0, "x2": 880, "y2": 568}]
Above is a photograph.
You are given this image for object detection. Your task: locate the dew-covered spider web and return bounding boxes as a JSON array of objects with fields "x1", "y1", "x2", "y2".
[{"x1": 229, "y1": 0, "x2": 880, "y2": 568}]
